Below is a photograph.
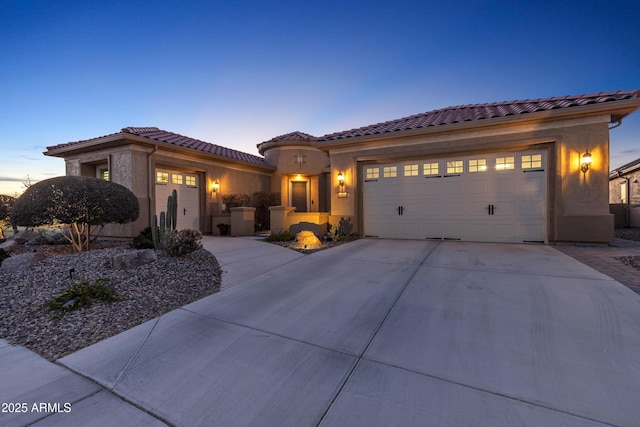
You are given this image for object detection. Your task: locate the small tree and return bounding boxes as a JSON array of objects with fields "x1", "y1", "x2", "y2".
[
  {"x1": 0, "y1": 195, "x2": 16, "y2": 239},
  {"x1": 11, "y1": 176, "x2": 139, "y2": 251}
]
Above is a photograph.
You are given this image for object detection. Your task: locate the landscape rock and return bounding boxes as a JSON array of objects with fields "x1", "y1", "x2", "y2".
[
  {"x1": 110, "y1": 249, "x2": 157, "y2": 270},
  {"x1": 1, "y1": 252, "x2": 39, "y2": 273},
  {"x1": 0, "y1": 240, "x2": 18, "y2": 253},
  {"x1": 292, "y1": 230, "x2": 322, "y2": 250}
]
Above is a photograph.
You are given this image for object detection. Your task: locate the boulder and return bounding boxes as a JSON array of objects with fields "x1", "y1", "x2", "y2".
[
  {"x1": 1, "y1": 252, "x2": 39, "y2": 273},
  {"x1": 111, "y1": 249, "x2": 157, "y2": 270},
  {"x1": 0, "y1": 240, "x2": 18, "y2": 254},
  {"x1": 292, "y1": 230, "x2": 322, "y2": 250}
]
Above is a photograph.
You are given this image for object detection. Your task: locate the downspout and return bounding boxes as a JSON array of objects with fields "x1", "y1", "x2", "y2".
[
  {"x1": 609, "y1": 118, "x2": 623, "y2": 130},
  {"x1": 148, "y1": 145, "x2": 158, "y2": 225}
]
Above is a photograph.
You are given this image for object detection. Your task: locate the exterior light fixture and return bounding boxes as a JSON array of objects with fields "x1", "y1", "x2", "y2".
[
  {"x1": 581, "y1": 150, "x2": 592, "y2": 174},
  {"x1": 337, "y1": 171, "x2": 347, "y2": 197},
  {"x1": 337, "y1": 172, "x2": 345, "y2": 190},
  {"x1": 212, "y1": 181, "x2": 219, "y2": 195}
]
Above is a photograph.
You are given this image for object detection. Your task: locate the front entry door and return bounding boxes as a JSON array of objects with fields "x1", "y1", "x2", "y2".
[{"x1": 291, "y1": 181, "x2": 307, "y2": 212}]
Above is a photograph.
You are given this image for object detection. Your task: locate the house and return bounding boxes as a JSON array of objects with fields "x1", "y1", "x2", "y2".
[
  {"x1": 609, "y1": 156, "x2": 640, "y2": 227},
  {"x1": 45, "y1": 90, "x2": 640, "y2": 244}
]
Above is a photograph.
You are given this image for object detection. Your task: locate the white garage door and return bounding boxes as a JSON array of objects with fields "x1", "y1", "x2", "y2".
[
  {"x1": 155, "y1": 169, "x2": 200, "y2": 230},
  {"x1": 363, "y1": 150, "x2": 546, "y2": 243}
]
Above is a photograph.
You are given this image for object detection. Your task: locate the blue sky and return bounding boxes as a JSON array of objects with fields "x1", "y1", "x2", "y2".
[{"x1": 1, "y1": 0, "x2": 639, "y2": 195}]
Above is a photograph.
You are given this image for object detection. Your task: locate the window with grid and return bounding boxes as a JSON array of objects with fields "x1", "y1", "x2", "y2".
[
  {"x1": 521, "y1": 154, "x2": 542, "y2": 169},
  {"x1": 100, "y1": 169, "x2": 109, "y2": 181},
  {"x1": 156, "y1": 172, "x2": 169, "y2": 184},
  {"x1": 404, "y1": 164, "x2": 419, "y2": 176},
  {"x1": 446, "y1": 160, "x2": 463, "y2": 174},
  {"x1": 383, "y1": 166, "x2": 397, "y2": 178},
  {"x1": 423, "y1": 162, "x2": 439, "y2": 176},
  {"x1": 495, "y1": 157, "x2": 515, "y2": 170},
  {"x1": 468, "y1": 159, "x2": 487, "y2": 173},
  {"x1": 185, "y1": 175, "x2": 197, "y2": 187},
  {"x1": 171, "y1": 174, "x2": 183, "y2": 185},
  {"x1": 366, "y1": 167, "x2": 379, "y2": 179}
]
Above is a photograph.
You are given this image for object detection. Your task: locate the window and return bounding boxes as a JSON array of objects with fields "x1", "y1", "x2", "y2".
[
  {"x1": 446, "y1": 160, "x2": 463, "y2": 174},
  {"x1": 383, "y1": 166, "x2": 397, "y2": 178},
  {"x1": 521, "y1": 154, "x2": 542, "y2": 169},
  {"x1": 495, "y1": 157, "x2": 515, "y2": 170},
  {"x1": 621, "y1": 181, "x2": 628, "y2": 204},
  {"x1": 468, "y1": 159, "x2": 487, "y2": 173},
  {"x1": 366, "y1": 167, "x2": 379, "y2": 179},
  {"x1": 423, "y1": 162, "x2": 439, "y2": 175},
  {"x1": 100, "y1": 169, "x2": 109, "y2": 181},
  {"x1": 185, "y1": 175, "x2": 197, "y2": 187},
  {"x1": 156, "y1": 172, "x2": 169, "y2": 184},
  {"x1": 404, "y1": 164, "x2": 419, "y2": 176},
  {"x1": 171, "y1": 174, "x2": 183, "y2": 185}
]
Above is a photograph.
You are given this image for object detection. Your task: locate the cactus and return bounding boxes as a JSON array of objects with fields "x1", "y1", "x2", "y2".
[{"x1": 151, "y1": 189, "x2": 178, "y2": 250}]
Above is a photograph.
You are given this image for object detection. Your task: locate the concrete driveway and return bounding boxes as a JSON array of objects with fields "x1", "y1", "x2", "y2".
[{"x1": 5, "y1": 238, "x2": 640, "y2": 426}]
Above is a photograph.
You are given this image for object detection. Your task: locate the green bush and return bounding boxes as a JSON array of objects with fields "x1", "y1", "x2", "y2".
[
  {"x1": 163, "y1": 229, "x2": 203, "y2": 256},
  {"x1": 48, "y1": 278, "x2": 120, "y2": 313},
  {"x1": 0, "y1": 195, "x2": 16, "y2": 240},
  {"x1": 133, "y1": 227, "x2": 155, "y2": 249},
  {"x1": 265, "y1": 230, "x2": 295, "y2": 242},
  {"x1": 222, "y1": 193, "x2": 251, "y2": 209},
  {"x1": 11, "y1": 176, "x2": 139, "y2": 252}
]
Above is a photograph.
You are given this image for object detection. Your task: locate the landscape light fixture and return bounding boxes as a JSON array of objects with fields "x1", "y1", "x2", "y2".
[{"x1": 581, "y1": 150, "x2": 592, "y2": 174}]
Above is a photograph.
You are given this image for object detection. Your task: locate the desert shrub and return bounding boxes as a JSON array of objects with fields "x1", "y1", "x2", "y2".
[
  {"x1": 163, "y1": 229, "x2": 203, "y2": 256},
  {"x1": 0, "y1": 195, "x2": 16, "y2": 240},
  {"x1": 0, "y1": 248, "x2": 9, "y2": 266},
  {"x1": 222, "y1": 193, "x2": 251, "y2": 209},
  {"x1": 252, "y1": 191, "x2": 280, "y2": 231},
  {"x1": 48, "y1": 278, "x2": 120, "y2": 314},
  {"x1": 133, "y1": 226, "x2": 155, "y2": 249},
  {"x1": 11, "y1": 176, "x2": 139, "y2": 252},
  {"x1": 265, "y1": 230, "x2": 295, "y2": 242}
]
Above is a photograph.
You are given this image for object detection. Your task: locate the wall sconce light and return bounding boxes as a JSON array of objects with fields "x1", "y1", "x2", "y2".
[
  {"x1": 580, "y1": 150, "x2": 592, "y2": 174},
  {"x1": 212, "y1": 181, "x2": 219, "y2": 195},
  {"x1": 337, "y1": 171, "x2": 347, "y2": 197}
]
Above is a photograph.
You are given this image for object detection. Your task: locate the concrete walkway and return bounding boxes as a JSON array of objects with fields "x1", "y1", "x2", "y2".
[{"x1": 2, "y1": 237, "x2": 640, "y2": 426}]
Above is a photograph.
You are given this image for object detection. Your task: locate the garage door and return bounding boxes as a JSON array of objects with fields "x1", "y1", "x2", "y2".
[
  {"x1": 155, "y1": 169, "x2": 200, "y2": 230},
  {"x1": 363, "y1": 150, "x2": 546, "y2": 243}
]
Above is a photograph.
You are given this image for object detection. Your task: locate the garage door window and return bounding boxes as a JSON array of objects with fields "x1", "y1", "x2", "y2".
[
  {"x1": 495, "y1": 157, "x2": 515, "y2": 170},
  {"x1": 185, "y1": 175, "x2": 197, "y2": 187},
  {"x1": 404, "y1": 164, "x2": 419, "y2": 176},
  {"x1": 366, "y1": 167, "x2": 380, "y2": 179},
  {"x1": 172, "y1": 174, "x2": 183, "y2": 185},
  {"x1": 423, "y1": 162, "x2": 439, "y2": 175},
  {"x1": 383, "y1": 166, "x2": 397, "y2": 178},
  {"x1": 156, "y1": 172, "x2": 169, "y2": 184},
  {"x1": 468, "y1": 159, "x2": 487, "y2": 173},
  {"x1": 522, "y1": 154, "x2": 542, "y2": 169},
  {"x1": 446, "y1": 161, "x2": 463, "y2": 174}
]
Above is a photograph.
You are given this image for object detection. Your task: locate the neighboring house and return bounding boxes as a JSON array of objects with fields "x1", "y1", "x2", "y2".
[
  {"x1": 45, "y1": 90, "x2": 640, "y2": 244},
  {"x1": 609, "y1": 157, "x2": 640, "y2": 227}
]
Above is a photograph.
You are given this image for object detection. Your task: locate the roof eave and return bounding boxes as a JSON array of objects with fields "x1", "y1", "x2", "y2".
[{"x1": 312, "y1": 97, "x2": 640, "y2": 150}]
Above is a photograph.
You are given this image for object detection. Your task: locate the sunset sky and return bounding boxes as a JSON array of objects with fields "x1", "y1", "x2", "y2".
[{"x1": 1, "y1": 0, "x2": 639, "y2": 195}]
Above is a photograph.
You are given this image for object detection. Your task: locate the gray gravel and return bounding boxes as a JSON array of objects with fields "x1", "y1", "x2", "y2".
[{"x1": 0, "y1": 244, "x2": 221, "y2": 361}]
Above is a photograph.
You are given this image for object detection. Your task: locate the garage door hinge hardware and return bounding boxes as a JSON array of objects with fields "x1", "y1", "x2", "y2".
[
  {"x1": 487, "y1": 204, "x2": 496, "y2": 215},
  {"x1": 443, "y1": 237, "x2": 461, "y2": 241},
  {"x1": 364, "y1": 179, "x2": 378, "y2": 182},
  {"x1": 425, "y1": 175, "x2": 443, "y2": 179},
  {"x1": 443, "y1": 174, "x2": 461, "y2": 178},
  {"x1": 523, "y1": 169, "x2": 545, "y2": 173},
  {"x1": 397, "y1": 206, "x2": 404, "y2": 215},
  {"x1": 523, "y1": 240, "x2": 544, "y2": 243}
]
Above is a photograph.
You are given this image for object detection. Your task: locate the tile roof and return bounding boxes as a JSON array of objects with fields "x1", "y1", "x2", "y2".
[
  {"x1": 264, "y1": 131, "x2": 316, "y2": 142},
  {"x1": 610, "y1": 156, "x2": 640, "y2": 177},
  {"x1": 48, "y1": 127, "x2": 271, "y2": 168},
  {"x1": 316, "y1": 90, "x2": 640, "y2": 142}
]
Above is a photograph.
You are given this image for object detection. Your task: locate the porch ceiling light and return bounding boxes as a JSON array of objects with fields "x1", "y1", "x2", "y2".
[{"x1": 581, "y1": 150, "x2": 592, "y2": 174}]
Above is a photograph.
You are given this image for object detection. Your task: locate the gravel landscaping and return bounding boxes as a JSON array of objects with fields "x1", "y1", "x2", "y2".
[{"x1": 0, "y1": 240, "x2": 221, "y2": 361}]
